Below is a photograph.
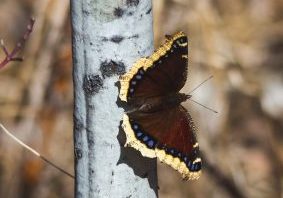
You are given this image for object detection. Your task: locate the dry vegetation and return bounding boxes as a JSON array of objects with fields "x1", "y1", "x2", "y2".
[{"x1": 0, "y1": 0, "x2": 283, "y2": 197}]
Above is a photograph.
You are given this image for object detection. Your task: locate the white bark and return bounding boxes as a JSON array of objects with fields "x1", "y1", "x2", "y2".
[{"x1": 70, "y1": 0, "x2": 157, "y2": 197}]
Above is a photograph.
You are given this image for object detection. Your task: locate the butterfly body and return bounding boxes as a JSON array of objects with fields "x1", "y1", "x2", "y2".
[
  {"x1": 128, "y1": 93, "x2": 190, "y2": 114},
  {"x1": 119, "y1": 32, "x2": 201, "y2": 180}
]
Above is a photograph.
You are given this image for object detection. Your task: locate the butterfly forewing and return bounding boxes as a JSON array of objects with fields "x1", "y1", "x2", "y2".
[{"x1": 121, "y1": 32, "x2": 189, "y2": 102}]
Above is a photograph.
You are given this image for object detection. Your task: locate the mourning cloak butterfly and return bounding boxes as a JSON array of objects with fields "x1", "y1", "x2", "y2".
[{"x1": 119, "y1": 32, "x2": 201, "y2": 180}]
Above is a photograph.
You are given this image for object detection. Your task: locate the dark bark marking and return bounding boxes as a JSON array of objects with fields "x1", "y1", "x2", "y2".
[
  {"x1": 129, "y1": 34, "x2": 139, "y2": 39},
  {"x1": 102, "y1": 37, "x2": 108, "y2": 42},
  {"x1": 74, "y1": 116, "x2": 85, "y2": 131},
  {"x1": 82, "y1": 9, "x2": 90, "y2": 16},
  {"x1": 83, "y1": 74, "x2": 103, "y2": 95},
  {"x1": 110, "y1": 171, "x2": 114, "y2": 184},
  {"x1": 75, "y1": 148, "x2": 83, "y2": 159},
  {"x1": 86, "y1": 128, "x2": 95, "y2": 147},
  {"x1": 114, "y1": 7, "x2": 124, "y2": 18},
  {"x1": 101, "y1": 35, "x2": 124, "y2": 43},
  {"x1": 88, "y1": 139, "x2": 95, "y2": 147},
  {"x1": 100, "y1": 60, "x2": 126, "y2": 78},
  {"x1": 111, "y1": 35, "x2": 124, "y2": 43},
  {"x1": 102, "y1": 34, "x2": 137, "y2": 44},
  {"x1": 87, "y1": 103, "x2": 96, "y2": 109},
  {"x1": 146, "y1": 7, "x2": 152, "y2": 14},
  {"x1": 126, "y1": 0, "x2": 139, "y2": 7},
  {"x1": 127, "y1": 11, "x2": 133, "y2": 16}
]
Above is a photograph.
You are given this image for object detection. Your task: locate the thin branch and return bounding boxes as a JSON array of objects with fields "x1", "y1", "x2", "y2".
[
  {"x1": 0, "y1": 17, "x2": 35, "y2": 69},
  {"x1": 0, "y1": 123, "x2": 74, "y2": 179}
]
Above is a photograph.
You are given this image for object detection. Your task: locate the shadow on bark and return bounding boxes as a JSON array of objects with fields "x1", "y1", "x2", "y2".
[{"x1": 115, "y1": 81, "x2": 159, "y2": 197}]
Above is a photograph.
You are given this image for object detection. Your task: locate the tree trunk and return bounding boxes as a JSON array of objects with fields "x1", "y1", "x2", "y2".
[{"x1": 70, "y1": 0, "x2": 158, "y2": 197}]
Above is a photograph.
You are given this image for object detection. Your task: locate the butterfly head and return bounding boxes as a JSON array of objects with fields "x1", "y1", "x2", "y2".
[
  {"x1": 178, "y1": 93, "x2": 192, "y2": 102},
  {"x1": 186, "y1": 94, "x2": 192, "y2": 100}
]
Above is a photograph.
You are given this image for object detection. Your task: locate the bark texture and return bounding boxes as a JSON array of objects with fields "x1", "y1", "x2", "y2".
[{"x1": 70, "y1": 0, "x2": 157, "y2": 197}]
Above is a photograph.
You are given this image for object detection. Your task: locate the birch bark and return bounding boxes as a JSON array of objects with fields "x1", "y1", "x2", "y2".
[{"x1": 70, "y1": 0, "x2": 158, "y2": 197}]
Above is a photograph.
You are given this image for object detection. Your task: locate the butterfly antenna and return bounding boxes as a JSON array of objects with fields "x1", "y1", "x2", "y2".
[
  {"x1": 0, "y1": 123, "x2": 75, "y2": 179},
  {"x1": 188, "y1": 75, "x2": 213, "y2": 94},
  {"x1": 188, "y1": 98, "x2": 218, "y2": 113}
]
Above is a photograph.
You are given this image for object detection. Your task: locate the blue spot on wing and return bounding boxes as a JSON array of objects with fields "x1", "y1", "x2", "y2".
[
  {"x1": 190, "y1": 163, "x2": 195, "y2": 171},
  {"x1": 195, "y1": 162, "x2": 201, "y2": 171},
  {"x1": 143, "y1": 136, "x2": 149, "y2": 142},
  {"x1": 136, "y1": 131, "x2": 143, "y2": 137},
  {"x1": 187, "y1": 160, "x2": 192, "y2": 167},
  {"x1": 133, "y1": 124, "x2": 138, "y2": 130},
  {"x1": 183, "y1": 156, "x2": 188, "y2": 163},
  {"x1": 129, "y1": 121, "x2": 157, "y2": 149},
  {"x1": 194, "y1": 163, "x2": 199, "y2": 171},
  {"x1": 147, "y1": 140, "x2": 155, "y2": 148}
]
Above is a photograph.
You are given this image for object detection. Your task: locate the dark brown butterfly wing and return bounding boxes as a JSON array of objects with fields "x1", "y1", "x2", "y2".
[
  {"x1": 120, "y1": 32, "x2": 201, "y2": 180},
  {"x1": 119, "y1": 32, "x2": 188, "y2": 102},
  {"x1": 122, "y1": 105, "x2": 201, "y2": 180}
]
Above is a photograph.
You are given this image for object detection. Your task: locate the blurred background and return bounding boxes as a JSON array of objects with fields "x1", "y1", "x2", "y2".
[{"x1": 0, "y1": 0, "x2": 282, "y2": 197}]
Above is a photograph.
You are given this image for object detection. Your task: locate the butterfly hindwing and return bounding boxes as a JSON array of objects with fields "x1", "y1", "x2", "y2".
[{"x1": 123, "y1": 106, "x2": 201, "y2": 180}]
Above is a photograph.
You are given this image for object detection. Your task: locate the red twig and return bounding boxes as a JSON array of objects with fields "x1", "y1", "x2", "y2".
[{"x1": 0, "y1": 17, "x2": 35, "y2": 69}]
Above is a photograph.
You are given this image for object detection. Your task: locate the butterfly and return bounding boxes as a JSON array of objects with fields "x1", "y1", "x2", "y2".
[{"x1": 119, "y1": 31, "x2": 201, "y2": 180}]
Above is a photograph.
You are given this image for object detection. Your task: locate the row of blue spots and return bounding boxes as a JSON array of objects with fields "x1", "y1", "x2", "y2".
[
  {"x1": 164, "y1": 147, "x2": 183, "y2": 159},
  {"x1": 158, "y1": 144, "x2": 201, "y2": 172},
  {"x1": 129, "y1": 69, "x2": 145, "y2": 94},
  {"x1": 157, "y1": 144, "x2": 184, "y2": 159},
  {"x1": 131, "y1": 123, "x2": 156, "y2": 149},
  {"x1": 163, "y1": 146, "x2": 201, "y2": 171}
]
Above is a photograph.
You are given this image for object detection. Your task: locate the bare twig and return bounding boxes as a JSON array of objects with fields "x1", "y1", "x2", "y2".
[
  {"x1": 0, "y1": 18, "x2": 35, "y2": 69},
  {"x1": 0, "y1": 123, "x2": 74, "y2": 179}
]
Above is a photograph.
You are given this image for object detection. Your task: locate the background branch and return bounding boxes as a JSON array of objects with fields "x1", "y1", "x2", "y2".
[{"x1": 0, "y1": 18, "x2": 35, "y2": 69}]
